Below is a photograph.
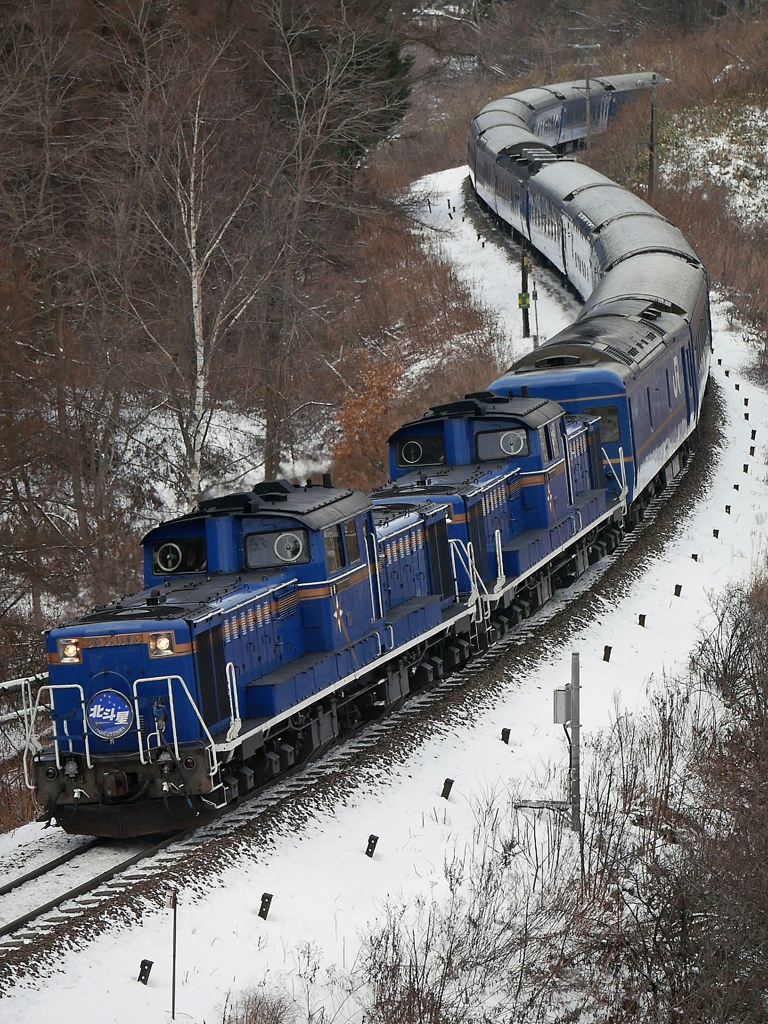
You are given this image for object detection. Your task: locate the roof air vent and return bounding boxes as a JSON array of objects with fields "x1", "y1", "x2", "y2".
[{"x1": 534, "y1": 354, "x2": 581, "y2": 368}]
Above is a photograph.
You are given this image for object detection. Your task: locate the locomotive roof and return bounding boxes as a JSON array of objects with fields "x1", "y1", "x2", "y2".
[
  {"x1": 374, "y1": 462, "x2": 515, "y2": 499},
  {"x1": 146, "y1": 481, "x2": 370, "y2": 539},
  {"x1": 392, "y1": 392, "x2": 566, "y2": 435},
  {"x1": 71, "y1": 574, "x2": 271, "y2": 625}
]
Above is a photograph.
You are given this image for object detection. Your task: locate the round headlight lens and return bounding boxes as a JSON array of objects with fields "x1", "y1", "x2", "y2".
[
  {"x1": 57, "y1": 638, "x2": 81, "y2": 663},
  {"x1": 149, "y1": 631, "x2": 176, "y2": 657}
]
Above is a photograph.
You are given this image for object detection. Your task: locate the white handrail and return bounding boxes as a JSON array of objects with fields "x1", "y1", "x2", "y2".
[
  {"x1": 23, "y1": 683, "x2": 93, "y2": 790},
  {"x1": 225, "y1": 662, "x2": 242, "y2": 742}
]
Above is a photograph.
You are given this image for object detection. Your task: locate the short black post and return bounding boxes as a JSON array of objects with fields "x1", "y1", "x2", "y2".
[
  {"x1": 750, "y1": 446, "x2": 756, "y2": 457},
  {"x1": 735, "y1": 383, "x2": 740, "y2": 391},
  {"x1": 138, "y1": 960, "x2": 153, "y2": 985},
  {"x1": 603, "y1": 645, "x2": 612, "y2": 663},
  {"x1": 734, "y1": 484, "x2": 740, "y2": 491},
  {"x1": 744, "y1": 398, "x2": 749, "y2": 407},
  {"x1": 717, "y1": 358, "x2": 722, "y2": 365},
  {"x1": 725, "y1": 505, "x2": 731, "y2": 514},
  {"x1": 751, "y1": 429, "x2": 757, "y2": 440},
  {"x1": 441, "y1": 778, "x2": 454, "y2": 800},
  {"x1": 638, "y1": 614, "x2": 646, "y2": 627},
  {"x1": 674, "y1": 584, "x2": 682, "y2": 597},
  {"x1": 365, "y1": 835, "x2": 379, "y2": 858},
  {"x1": 501, "y1": 727, "x2": 511, "y2": 745},
  {"x1": 744, "y1": 464, "x2": 749, "y2": 474},
  {"x1": 725, "y1": 369, "x2": 730, "y2": 377},
  {"x1": 691, "y1": 553, "x2": 698, "y2": 562},
  {"x1": 259, "y1": 893, "x2": 273, "y2": 920},
  {"x1": 745, "y1": 413, "x2": 750, "y2": 421},
  {"x1": 713, "y1": 529, "x2": 719, "y2": 538}
]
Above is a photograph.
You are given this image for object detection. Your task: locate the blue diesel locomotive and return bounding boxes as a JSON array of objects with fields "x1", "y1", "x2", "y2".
[{"x1": 24, "y1": 71, "x2": 711, "y2": 837}]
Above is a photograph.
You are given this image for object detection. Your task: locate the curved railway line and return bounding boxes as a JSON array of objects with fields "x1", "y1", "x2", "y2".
[{"x1": 0, "y1": 376, "x2": 724, "y2": 981}]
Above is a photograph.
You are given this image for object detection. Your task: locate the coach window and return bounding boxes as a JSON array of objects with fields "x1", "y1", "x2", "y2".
[
  {"x1": 324, "y1": 525, "x2": 345, "y2": 573},
  {"x1": 343, "y1": 519, "x2": 361, "y2": 563},
  {"x1": 582, "y1": 405, "x2": 620, "y2": 443}
]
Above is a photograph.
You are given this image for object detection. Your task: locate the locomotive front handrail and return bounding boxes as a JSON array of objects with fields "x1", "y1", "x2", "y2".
[
  {"x1": 132, "y1": 675, "x2": 218, "y2": 778},
  {"x1": 449, "y1": 538, "x2": 491, "y2": 624},
  {"x1": 494, "y1": 529, "x2": 505, "y2": 593},
  {"x1": 225, "y1": 662, "x2": 242, "y2": 742},
  {"x1": 23, "y1": 683, "x2": 93, "y2": 789}
]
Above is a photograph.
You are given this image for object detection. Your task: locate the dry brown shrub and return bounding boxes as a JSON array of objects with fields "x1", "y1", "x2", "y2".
[
  {"x1": 329, "y1": 213, "x2": 503, "y2": 491},
  {"x1": 221, "y1": 989, "x2": 295, "y2": 1024},
  {"x1": 0, "y1": 753, "x2": 38, "y2": 833}
]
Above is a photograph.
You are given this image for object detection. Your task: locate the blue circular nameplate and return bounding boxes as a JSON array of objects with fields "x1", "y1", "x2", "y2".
[{"x1": 86, "y1": 689, "x2": 134, "y2": 740}]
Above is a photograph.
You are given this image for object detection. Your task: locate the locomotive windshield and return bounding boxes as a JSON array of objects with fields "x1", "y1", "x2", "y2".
[
  {"x1": 396, "y1": 435, "x2": 446, "y2": 467},
  {"x1": 153, "y1": 537, "x2": 207, "y2": 574},
  {"x1": 476, "y1": 428, "x2": 529, "y2": 461},
  {"x1": 245, "y1": 529, "x2": 311, "y2": 569}
]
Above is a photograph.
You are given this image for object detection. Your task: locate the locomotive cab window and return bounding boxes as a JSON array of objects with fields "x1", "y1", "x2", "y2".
[
  {"x1": 582, "y1": 405, "x2": 620, "y2": 443},
  {"x1": 245, "y1": 529, "x2": 311, "y2": 569},
  {"x1": 396, "y1": 435, "x2": 446, "y2": 468},
  {"x1": 343, "y1": 519, "x2": 361, "y2": 563},
  {"x1": 476, "y1": 428, "x2": 529, "y2": 461},
  {"x1": 153, "y1": 537, "x2": 207, "y2": 575},
  {"x1": 324, "y1": 525, "x2": 345, "y2": 573}
]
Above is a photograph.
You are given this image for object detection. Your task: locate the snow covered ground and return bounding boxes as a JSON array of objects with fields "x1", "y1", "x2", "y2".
[{"x1": 1, "y1": 167, "x2": 766, "y2": 1023}]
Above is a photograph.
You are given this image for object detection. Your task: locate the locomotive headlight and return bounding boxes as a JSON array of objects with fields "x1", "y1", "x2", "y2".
[
  {"x1": 149, "y1": 631, "x2": 176, "y2": 657},
  {"x1": 57, "y1": 638, "x2": 81, "y2": 664}
]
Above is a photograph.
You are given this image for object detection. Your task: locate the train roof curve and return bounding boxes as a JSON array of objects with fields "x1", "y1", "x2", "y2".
[
  {"x1": 390, "y1": 393, "x2": 566, "y2": 436},
  {"x1": 143, "y1": 482, "x2": 371, "y2": 542}
]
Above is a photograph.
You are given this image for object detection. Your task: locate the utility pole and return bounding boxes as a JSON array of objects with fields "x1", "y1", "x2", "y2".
[
  {"x1": 571, "y1": 39, "x2": 601, "y2": 151},
  {"x1": 569, "y1": 652, "x2": 581, "y2": 832},
  {"x1": 166, "y1": 887, "x2": 178, "y2": 1020},
  {"x1": 519, "y1": 253, "x2": 530, "y2": 338}
]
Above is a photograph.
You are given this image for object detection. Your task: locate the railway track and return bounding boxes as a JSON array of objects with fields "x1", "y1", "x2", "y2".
[{"x1": 0, "y1": 403, "x2": 720, "y2": 973}]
